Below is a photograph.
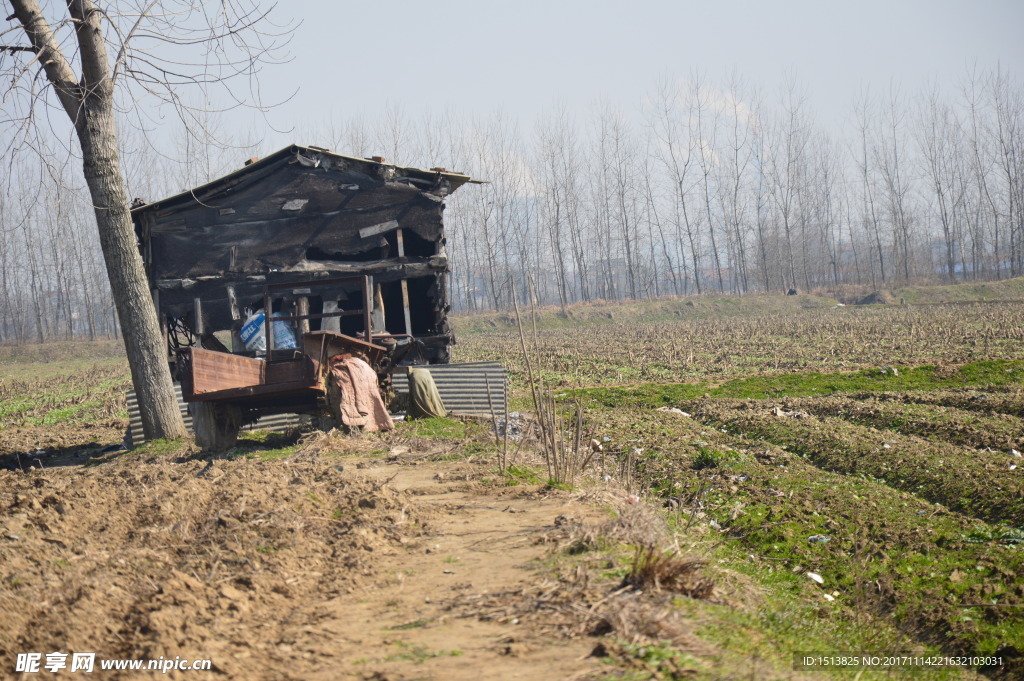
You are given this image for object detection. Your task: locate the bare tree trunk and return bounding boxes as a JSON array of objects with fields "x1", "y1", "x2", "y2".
[
  {"x1": 9, "y1": 0, "x2": 186, "y2": 439},
  {"x1": 691, "y1": 76, "x2": 726, "y2": 293},
  {"x1": 79, "y1": 108, "x2": 185, "y2": 437},
  {"x1": 854, "y1": 95, "x2": 887, "y2": 285}
]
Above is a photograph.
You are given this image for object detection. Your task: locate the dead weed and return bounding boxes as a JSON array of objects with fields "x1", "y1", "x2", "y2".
[{"x1": 623, "y1": 545, "x2": 713, "y2": 599}]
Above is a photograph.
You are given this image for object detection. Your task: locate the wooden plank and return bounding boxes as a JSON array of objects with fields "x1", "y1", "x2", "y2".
[
  {"x1": 265, "y1": 356, "x2": 316, "y2": 385},
  {"x1": 362, "y1": 275, "x2": 373, "y2": 341},
  {"x1": 301, "y1": 331, "x2": 386, "y2": 366},
  {"x1": 400, "y1": 280, "x2": 412, "y2": 334},
  {"x1": 263, "y1": 291, "x2": 274, "y2": 352},
  {"x1": 358, "y1": 220, "x2": 399, "y2": 239},
  {"x1": 396, "y1": 229, "x2": 413, "y2": 335},
  {"x1": 296, "y1": 296, "x2": 310, "y2": 336},
  {"x1": 193, "y1": 297, "x2": 204, "y2": 336},
  {"x1": 184, "y1": 350, "x2": 318, "y2": 402}
]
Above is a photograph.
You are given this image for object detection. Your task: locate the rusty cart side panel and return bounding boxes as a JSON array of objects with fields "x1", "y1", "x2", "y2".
[
  {"x1": 181, "y1": 347, "x2": 265, "y2": 399},
  {"x1": 181, "y1": 348, "x2": 322, "y2": 403}
]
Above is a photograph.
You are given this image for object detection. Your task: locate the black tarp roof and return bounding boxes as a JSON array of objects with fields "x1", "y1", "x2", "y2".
[{"x1": 131, "y1": 144, "x2": 480, "y2": 216}]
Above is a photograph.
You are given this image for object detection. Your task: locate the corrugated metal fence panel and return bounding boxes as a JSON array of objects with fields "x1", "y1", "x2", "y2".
[
  {"x1": 392, "y1": 362, "x2": 507, "y2": 416},
  {"x1": 126, "y1": 384, "x2": 305, "y2": 448}
]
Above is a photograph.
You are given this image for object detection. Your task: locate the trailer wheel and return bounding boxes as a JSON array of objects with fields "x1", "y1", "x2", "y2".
[{"x1": 190, "y1": 401, "x2": 242, "y2": 451}]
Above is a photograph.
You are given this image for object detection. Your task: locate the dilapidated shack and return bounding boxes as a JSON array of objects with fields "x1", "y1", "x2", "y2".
[
  {"x1": 133, "y1": 145, "x2": 478, "y2": 362},
  {"x1": 129, "y1": 145, "x2": 480, "y2": 448}
]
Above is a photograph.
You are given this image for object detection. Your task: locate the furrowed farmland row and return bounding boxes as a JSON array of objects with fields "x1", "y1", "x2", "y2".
[
  {"x1": 771, "y1": 396, "x2": 1024, "y2": 452},
  {"x1": 863, "y1": 390, "x2": 1024, "y2": 419},
  {"x1": 686, "y1": 401, "x2": 1024, "y2": 527},
  {"x1": 456, "y1": 302, "x2": 1024, "y2": 387},
  {"x1": 596, "y1": 409, "x2": 1023, "y2": 677}
]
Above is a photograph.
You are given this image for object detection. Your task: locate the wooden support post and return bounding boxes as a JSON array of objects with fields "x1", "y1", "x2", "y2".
[
  {"x1": 362, "y1": 275, "x2": 373, "y2": 342},
  {"x1": 193, "y1": 297, "x2": 204, "y2": 336},
  {"x1": 227, "y1": 285, "x2": 240, "y2": 321},
  {"x1": 263, "y1": 291, "x2": 274, "y2": 355},
  {"x1": 396, "y1": 228, "x2": 413, "y2": 336},
  {"x1": 296, "y1": 296, "x2": 310, "y2": 336}
]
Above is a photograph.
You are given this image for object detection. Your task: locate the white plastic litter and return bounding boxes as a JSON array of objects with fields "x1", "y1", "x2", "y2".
[
  {"x1": 807, "y1": 572, "x2": 824, "y2": 584},
  {"x1": 656, "y1": 407, "x2": 692, "y2": 417}
]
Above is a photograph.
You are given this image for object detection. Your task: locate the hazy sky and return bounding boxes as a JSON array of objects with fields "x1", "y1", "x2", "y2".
[{"x1": 236, "y1": 0, "x2": 1022, "y2": 152}]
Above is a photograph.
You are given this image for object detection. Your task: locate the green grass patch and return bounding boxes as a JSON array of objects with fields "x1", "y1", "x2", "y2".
[
  {"x1": 398, "y1": 416, "x2": 479, "y2": 440},
  {"x1": 242, "y1": 445, "x2": 298, "y2": 461},
  {"x1": 504, "y1": 464, "x2": 543, "y2": 485},
  {"x1": 604, "y1": 641, "x2": 699, "y2": 679},
  {"x1": 0, "y1": 361, "x2": 131, "y2": 428},
  {"x1": 227, "y1": 430, "x2": 303, "y2": 461},
  {"x1": 571, "y1": 359, "x2": 1024, "y2": 409},
  {"x1": 132, "y1": 438, "x2": 188, "y2": 459}
]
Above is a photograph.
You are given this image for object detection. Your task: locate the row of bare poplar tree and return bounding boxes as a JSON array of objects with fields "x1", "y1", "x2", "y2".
[
  {"x1": 438, "y1": 68, "x2": 1023, "y2": 312},
  {"x1": 1, "y1": 67, "x2": 1021, "y2": 342}
]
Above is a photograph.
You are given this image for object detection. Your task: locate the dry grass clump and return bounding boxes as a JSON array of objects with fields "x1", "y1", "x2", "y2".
[
  {"x1": 456, "y1": 497, "x2": 716, "y2": 655},
  {"x1": 447, "y1": 567, "x2": 708, "y2": 652},
  {"x1": 548, "y1": 501, "x2": 669, "y2": 555},
  {"x1": 623, "y1": 545, "x2": 714, "y2": 599},
  {"x1": 549, "y1": 503, "x2": 714, "y2": 600},
  {"x1": 291, "y1": 427, "x2": 392, "y2": 459},
  {"x1": 586, "y1": 593, "x2": 696, "y2": 646},
  {"x1": 292, "y1": 428, "x2": 341, "y2": 458}
]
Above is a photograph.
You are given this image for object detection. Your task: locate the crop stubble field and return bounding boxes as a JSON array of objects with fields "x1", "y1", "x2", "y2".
[{"x1": 1, "y1": 283, "x2": 1022, "y2": 679}]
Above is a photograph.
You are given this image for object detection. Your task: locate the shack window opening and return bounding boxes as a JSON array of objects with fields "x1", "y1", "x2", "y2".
[
  {"x1": 390, "y1": 230, "x2": 435, "y2": 258},
  {"x1": 378, "y1": 276, "x2": 439, "y2": 336},
  {"x1": 381, "y1": 282, "x2": 403, "y2": 335}
]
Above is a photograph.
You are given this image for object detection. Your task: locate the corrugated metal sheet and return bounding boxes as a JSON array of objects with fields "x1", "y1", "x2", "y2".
[
  {"x1": 392, "y1": 362, "x2": 506, "y2": 416},
  {"x1": 126, "y1": 384, "x2": 306, "y2": 448}
]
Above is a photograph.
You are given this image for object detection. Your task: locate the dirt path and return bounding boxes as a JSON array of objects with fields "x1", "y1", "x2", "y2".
[
  {"x1": 0, "y1": 449, "x2": 608, "y2": 681},
  {"x1": 294, "y1": 458, "x2": 602, "y2": 681}
]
